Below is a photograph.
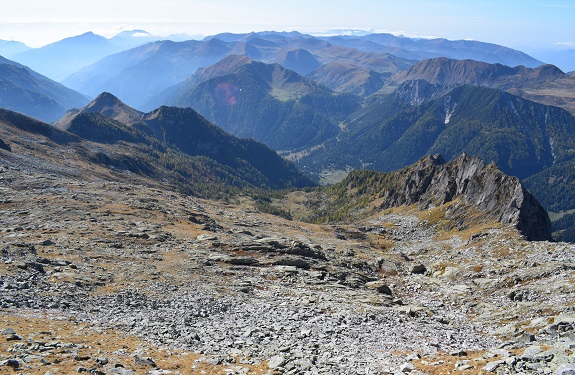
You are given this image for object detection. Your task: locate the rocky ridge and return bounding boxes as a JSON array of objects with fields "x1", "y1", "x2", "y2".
[{"x1": 313, "y1": 154, "x2": 552, "y2": 241}]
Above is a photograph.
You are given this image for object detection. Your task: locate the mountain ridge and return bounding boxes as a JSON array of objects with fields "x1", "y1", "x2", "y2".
[
  {"x1": 298, "y1": 82, "x2": 575, "y2": 182},
  {"x1": 0, "y1": 56, "x2": 90, "y2": 122},
  {"x1": 388, "y1": 57, "x2": 575, "y2": 113},
  {"x1": 52, "y1": 92, "x2": 314, "y2": 192},
  {"x1": 320, "y1": 33, "x2": 544, "y2": 68}
]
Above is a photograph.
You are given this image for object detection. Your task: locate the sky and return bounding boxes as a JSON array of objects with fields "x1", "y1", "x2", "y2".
[{"x1": 0, "y1": 0, "x2": 574, "y2": 51}]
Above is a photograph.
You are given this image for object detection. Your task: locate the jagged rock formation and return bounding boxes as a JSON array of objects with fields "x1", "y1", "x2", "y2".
[
  {"x1": 389, "y1": 154, "x2": 552, "y2": 241},
  {"x1": 319, "y1": 154, "x2": 552, "y2": 241}
]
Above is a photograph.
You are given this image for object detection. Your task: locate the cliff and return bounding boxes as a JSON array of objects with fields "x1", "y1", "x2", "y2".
[{"x1": 322, "y1": 154, "x2": 552, "y2": 241}]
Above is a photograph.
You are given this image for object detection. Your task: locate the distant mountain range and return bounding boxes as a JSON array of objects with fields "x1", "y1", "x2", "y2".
[
  {"x1": 12, "y1": 32, "x2": 123, "y2": 82},
  {"x1": 145, "y1": 55, "x2": 362, "y2": 150},
  {"x1": 10, "y1": 30, "x2": 196, "y2": 82},
  {"x1": 62, "y1": 31, "x2": 543, "y2": 108},
  {"x1": 62, "y1": 33, "x2": 413, "y2": 108},
  {"x1": 63, "y1": 38, "x2": 242, "y2": 108},
  {"x1": 317, "y1": 33, "x2": 544, "y2": 68},
  {"x1": 0, "y1": 55, "x2": 89, "y2": 122}
]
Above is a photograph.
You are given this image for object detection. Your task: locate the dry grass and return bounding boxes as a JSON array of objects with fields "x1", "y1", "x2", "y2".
[
  {"x1": 368, "y1": 235, "x2": 395, "y2": 252},
  {"x1": 0, "y1": 311, "x2": 270, "y2": 375}
]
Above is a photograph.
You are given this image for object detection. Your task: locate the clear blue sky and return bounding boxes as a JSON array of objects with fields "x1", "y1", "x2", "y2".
[{"x1": 0, "y1": 0, "x2": 573, "y2": 50}]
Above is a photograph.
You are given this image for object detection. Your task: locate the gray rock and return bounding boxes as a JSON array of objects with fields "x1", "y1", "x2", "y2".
[
  {"x1": 400, "y1": 362, "x2": 415, "y2": 372},
  {"x1": 272, "y1": 257, "x2": 312, "y2": 269},
  {"x1": 411, "y1": 264, "x2": 426, "y2": 274},
  {"x1": 522, "y1": 345, "x2": 543, "y2": 360},
  {"x1": 109, "y1": 369, "x2": 135, "y2": 375},
  {"x1": 482, "y1": 360, "x2": 504, "y2": 373},
  {"x1": 5, "y1": 359, "x2": 21, "y2": 368},
  {"x1": 134, "y1": 355, "x2": 156, "y2": 367},
  {"x1": 95, "y1": 356, "x2": 108, "y2": 365},
  {"x1": 556, "y1": 365, "x2": 575, "y2": 375},
  {"x1": 450, "y1": 350, "x2": 467, "y2": 357},
  {"x1": 5, "y1": 333, "x2": 22, "y2": 341},
  {"x1": 365, "y1": 281, "x2": 393, "y2": 295},
  {"x1": 517, "y1": 331, "x2": 536, "y2": 343},
  {"x1": 268, "y1": 355, "x2": 286, "y2": 369},
  {"x1": 226, "y1": 257, "x2": 260, "y2": 266}
]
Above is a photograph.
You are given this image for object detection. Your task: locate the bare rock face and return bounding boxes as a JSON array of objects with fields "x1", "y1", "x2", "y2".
[
  {"x1": 393, "y1": 79, "x2": 460, "y2": 106},
  {"x1": 381, "y1": 154, "x2": 552, "y2": 241},
  {"x1": 0, "y1": 137, "x2": 10, "y2": 151}
]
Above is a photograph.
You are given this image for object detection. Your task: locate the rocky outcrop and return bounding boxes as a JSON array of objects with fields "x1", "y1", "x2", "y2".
[
  {"x1": 380, "y1": 154, "x2": 552, "y2": 241},
  {"x1": 0, "y1": 137, "x2": 10, "y2": 151},
  {"x1": 393, "y1": 79, "x2": 460, "y2": 106},
  {"x1": 331, "y1": 153, "x2": 552, "y2": 241}
]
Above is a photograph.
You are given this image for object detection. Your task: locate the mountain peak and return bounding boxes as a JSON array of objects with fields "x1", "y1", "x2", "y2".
[
  {"x1": 73, "y1": 32, "x2": 107, "y2": 42},
  {"x1": 55, "y1": 92, "x2": 143, "y2": 130},
  {"x1": 87, "y1": 92, "x2": 131, "y2": 110},
  {"x1": 531, "y1": 63, "x2": 565, "y2": 78},
  {"x1": 279, "y1": 48, "x2": 321, "y2": 75}
]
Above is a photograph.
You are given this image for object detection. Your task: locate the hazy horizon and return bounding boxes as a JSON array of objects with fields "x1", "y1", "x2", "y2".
[{"x1": 0, "y1": 0, "x2": 574, "y2": 51}]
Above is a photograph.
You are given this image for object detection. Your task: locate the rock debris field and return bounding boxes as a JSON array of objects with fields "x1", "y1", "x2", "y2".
[{"x1": 2, "y1": 163, "x2": 575, "y2": 374}]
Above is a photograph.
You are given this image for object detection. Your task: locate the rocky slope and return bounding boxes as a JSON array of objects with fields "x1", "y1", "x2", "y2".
[{"x1": 1, "y1": 148, "x2": 573, "y2": 374}]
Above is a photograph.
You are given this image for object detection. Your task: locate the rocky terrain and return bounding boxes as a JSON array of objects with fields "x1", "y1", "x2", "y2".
[{"x1": 2, "y1": 146, "x2": 575, "y2": 374}]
